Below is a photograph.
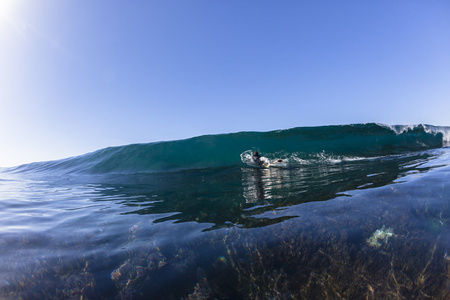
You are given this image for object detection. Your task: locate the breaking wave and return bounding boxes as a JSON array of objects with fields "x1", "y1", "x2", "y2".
[{"x1": 6, "y1": 123, "x2": 449, "y2": 175}]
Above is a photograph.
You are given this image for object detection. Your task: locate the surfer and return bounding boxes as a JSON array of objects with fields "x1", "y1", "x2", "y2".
[
  {"x1": 252, "y1": 151, "x2": 264, "y2": 166},
  {"x1": 252, "y1": 151, "x2": 283, "y2": 167}
]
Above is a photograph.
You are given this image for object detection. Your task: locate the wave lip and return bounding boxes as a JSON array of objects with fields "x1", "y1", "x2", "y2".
[{"x1": 5, "y1": 123, "x2": 449, "y2": 175}]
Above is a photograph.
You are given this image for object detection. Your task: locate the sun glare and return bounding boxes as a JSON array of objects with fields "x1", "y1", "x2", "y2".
[{"x1": 0, "y1": 0, "x2": 16, "y2": 15}]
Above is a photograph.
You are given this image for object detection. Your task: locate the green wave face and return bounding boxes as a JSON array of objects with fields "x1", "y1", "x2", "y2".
[{"x1": 9, "y1": 123, "x2": 449, "y2": 175}]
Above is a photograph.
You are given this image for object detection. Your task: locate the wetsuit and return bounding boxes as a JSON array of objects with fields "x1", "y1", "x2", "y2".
[{"x1": 252, "y1": 154, "x2": 264, "y2": 166}]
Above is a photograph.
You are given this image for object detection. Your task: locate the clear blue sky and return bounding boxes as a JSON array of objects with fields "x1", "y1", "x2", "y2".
[{"x1": 1, "y1": 0, "x2": 450, "y2": 167}]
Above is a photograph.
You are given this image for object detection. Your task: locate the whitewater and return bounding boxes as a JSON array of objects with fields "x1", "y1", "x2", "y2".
[{"x1": 1, "y1": 123, "x2": 449, "y2": 299}]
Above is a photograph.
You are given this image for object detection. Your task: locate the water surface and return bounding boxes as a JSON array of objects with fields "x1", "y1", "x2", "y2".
[{"x1": 1, "y1": 124, "x2": 449, "y2": 299}]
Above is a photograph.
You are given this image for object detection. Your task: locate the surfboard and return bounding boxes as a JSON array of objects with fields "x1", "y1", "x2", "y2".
[{"x1": 263, "y1": 159, "x2": 283, "y2": 168}]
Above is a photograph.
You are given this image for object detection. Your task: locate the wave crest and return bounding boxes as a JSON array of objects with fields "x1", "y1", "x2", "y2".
[{"x1": 6, "y1": 123, "x2": 448, "y2": 175}]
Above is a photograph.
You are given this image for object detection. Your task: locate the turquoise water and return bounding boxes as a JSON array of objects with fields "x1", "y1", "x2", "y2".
[{"x1": 1, "y1": 123, "x2": 449, "y2": 299}]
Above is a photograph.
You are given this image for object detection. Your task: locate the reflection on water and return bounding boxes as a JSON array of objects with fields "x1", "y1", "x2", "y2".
[
  {"x1": 91, "y1": 150, "x2": 440, "y2": 229},
  {"x1": 0, "y1": 149, "x2": 449, "y2": 298}
]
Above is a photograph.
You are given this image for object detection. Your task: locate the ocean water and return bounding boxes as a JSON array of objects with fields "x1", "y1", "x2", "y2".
[{"x1": 0, "y1": 123, "x2": 449, "y2": 299}]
